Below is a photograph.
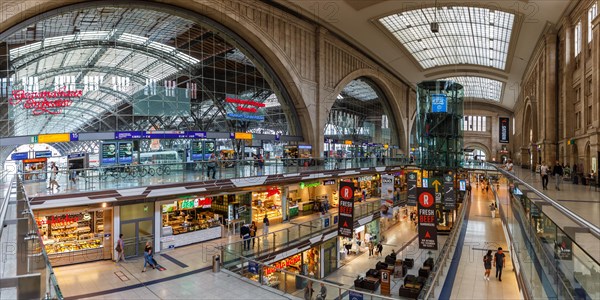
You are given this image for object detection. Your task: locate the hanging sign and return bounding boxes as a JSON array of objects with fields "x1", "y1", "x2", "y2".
[
  {"x1": 417, "y1": 188, "x2": 438, "y2": 250},
  {"x1": 34, "y1": 150, "x2": 52, "y2": 158},
  {"x1": 101, "y1": 142, "x2": 117, "y2": 164},
  {"x1": 443, "y1": 174, "x2": 455, "y2": 210},
  {"x1": 338, "y1": 181, "x2": 355, "y2": 238},
  {"x1": 499, "y1": 117, "x2": 509, "y2": 143},
  {"x1": 407, "y1": 172, "x2": 417, "y2": 206},
  {"x1": 11, "y1": 152, "x2": 28, "y2": 160},
  {"x1": 8, "y1": 89, "x2": 82, "y2": 116}
]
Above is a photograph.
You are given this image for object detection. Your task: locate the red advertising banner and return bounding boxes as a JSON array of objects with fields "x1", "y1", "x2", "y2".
[
  {"x1": 338, "y1": 181, "x2": 355, "y2": 238},
  {"x1": 417, "y1": 188, "x2": 438, "y2": 250}
]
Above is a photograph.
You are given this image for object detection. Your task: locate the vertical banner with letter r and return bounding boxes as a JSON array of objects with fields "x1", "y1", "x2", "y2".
[
  {"x1": 338, "y1": 181, "x2": 355, "y2": 238},
  {"x1": 417, "y1": 188, "x2": 438, "y2": 250},
  {"x1": 499, "y1": 117, "x2": 509, "y2": 143}
]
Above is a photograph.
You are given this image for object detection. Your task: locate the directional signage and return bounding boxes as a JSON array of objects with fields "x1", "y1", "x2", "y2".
[
  {"x1": 349, "y1": 291, "x2": 363, "y2": 300},
  {"x1": 34, "y1": 150, "x2": 52, "y2": 158},
  {"x1": 10, "y1": 152, "x2": 28, "y2": 160},
  {"x1": 417, "y1": 188, "x2": 438, "y2": 250},
  {"x1": 431, "y1": 94, "x2": 447, "y2": 113},
  {"x1": 443, "y1": 174, "x2": 456, "y2": 210},
  {"x1": 338, "y1": 181, "x2": 355, "y2": 238},
  {"x1": 407, "y1": 172, "x2": 417, "y2": 206}
]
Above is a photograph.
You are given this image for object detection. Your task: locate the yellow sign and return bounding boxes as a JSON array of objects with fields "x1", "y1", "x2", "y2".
[
  {"x1": 234, "y1": 132, "x2": 253, "y2": 140},
  {"x1": 344, "y1": 140, "x2": 352, "y2": 145},
  {"x1": 38, "y1": 133, "x2": 71, "y2": 143},
  {"x1": 383, "y1": 144, "x2": 389, "y2": 149},
  {"x1": 432, "y1": 179, "x2": 442, "y2": 193}
]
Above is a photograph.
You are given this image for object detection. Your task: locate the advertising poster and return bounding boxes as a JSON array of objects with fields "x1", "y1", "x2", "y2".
[
  {"x1": 118, "y1": 142, "x2": 133, "y2": 164},
  {"x1": 338, "y1": 181, "x2": 355, "y2": 238},
  {"x1": 443, "y1": 174, "x2": 456, "y2": 210},
  {"x1": 417, "y1": 188, "x2": 438, "y2": 250},
  {"x1": 380, "y1": 174, "x2": 394, "y2": 218},
  {"x1": 203, "y1": 140, "x2": 216, "y2": 160},
  {"x1": 407, "y1": 172, "x2": 417, "y2": 206},
  {"x1": 499, "y1": 117, "x2": 509, "y2": 143},
  {"x1": 101, "y1": 142, "x2": 117, "y2": 164},
  {"x1": 555, "y1": 231, "x2": 573, "y2": 260},
  {"x1": 191, "y1": 141, "x2": 203, "y2": 161}
]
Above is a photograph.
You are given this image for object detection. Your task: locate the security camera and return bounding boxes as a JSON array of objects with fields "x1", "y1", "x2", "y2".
[{"x1": 430, "y1": 22, "x2": 439, "y2": 33}]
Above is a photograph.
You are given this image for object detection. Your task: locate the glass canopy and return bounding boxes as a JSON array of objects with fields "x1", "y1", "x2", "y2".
[
  {"x1": 440, "y1": 76, "x2": 503, "y2": 102},
  {"x1": 379, "y1": 6, "x2": 515, "y2": 70},
  {"x1": 0, "y1": 5, "x2": 297, "y2": 137}
]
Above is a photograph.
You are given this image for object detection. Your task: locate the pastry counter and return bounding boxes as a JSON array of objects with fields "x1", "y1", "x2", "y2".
[
  {"x1": 35, "y1": 208, "x2": 112, "y2": 266},
  {"x1": 160, "y1": 203, "x2": 222, "y2": 250}
]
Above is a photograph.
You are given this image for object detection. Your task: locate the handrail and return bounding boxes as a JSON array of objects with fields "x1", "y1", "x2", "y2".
[
  {"x1": 419, "y1": 192, "x2": 469, "y2": 300},
  {"x1": 222, "y1": 253, "x2": 398, "y2": 300},
  {"x1": 485, "y1": 162, "x2": 600, "y2": 238},
  {"x1": 0, "y1": 174, "x2": 15, "y2": 238}
]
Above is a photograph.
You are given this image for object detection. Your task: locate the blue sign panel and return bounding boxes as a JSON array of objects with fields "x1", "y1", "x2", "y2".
[
  {"x1": 118, "y1": 142, "x2": 133, "y2": 164},
  {"x1": 431, "y1": 94, "x2": 447, "y2": 113},
  {"x1": 101, "y1": 143, "x2": 117, "y2": 164},
  {"x1": 34, "y1": 151, "x2": 52, "y2": 158},
  {"x1": 68, "y1": 153, "x2": 86, "y2": 159},
  {"x1": 70, "y1": 132, "x2": 79, "y2": 141},
  {"x1": 349, "y1": 291, "x2": 363, "y2": 300},
  {"x1": 115, "y1": 131, "x2": 143, "y2": 140},
  {"x1": 141, "y1": 131, "x2": 187, "y2": 139},
  {"x1": 11, "y1": 152, "x2": 28, "y2": 160},
  {"x1": 459, "y1": 180, "x2": 466, "y2": 191},
  {"x1": 185, "y1": 131, "x2": 207, "y2": 139}
]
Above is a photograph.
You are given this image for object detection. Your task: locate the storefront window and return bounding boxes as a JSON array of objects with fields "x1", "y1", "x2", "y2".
[
  {"x1": 252, "y1": 187, "x2": 282, "y2": 225},
  {"x1": 36, "y1": 209, "x2": 108, "y2": 255},
  {"x1": 161, "y1": 197, "x2": 220, "y2": 235}
]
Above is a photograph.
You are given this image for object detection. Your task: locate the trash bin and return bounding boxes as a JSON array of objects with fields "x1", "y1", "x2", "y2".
[{"x1": 212, "y1": 254, "x2": 221, "y2": 273}]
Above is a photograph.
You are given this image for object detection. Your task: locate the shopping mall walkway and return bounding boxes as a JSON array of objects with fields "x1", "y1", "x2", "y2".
[
  {"x1": 445, "y1": 184, "x2": 521, "y2": 299},
  {"x1": 52, "y1": 203, "x2": 362, "y2": 299}
]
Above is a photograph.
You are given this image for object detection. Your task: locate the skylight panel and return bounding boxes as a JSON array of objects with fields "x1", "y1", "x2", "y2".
[
  {"x1": 440, "y1": 76, "x2": 503, "y2": 101},
  {"x1": 379, "y1": 6, "x2": 515, "y2": 70}
]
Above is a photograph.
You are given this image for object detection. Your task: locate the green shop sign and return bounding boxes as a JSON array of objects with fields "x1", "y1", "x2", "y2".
[{"x1": 299, "y1": 182, "x2": 321, "y2": 189}]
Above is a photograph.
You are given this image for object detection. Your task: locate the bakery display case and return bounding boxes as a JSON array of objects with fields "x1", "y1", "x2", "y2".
[
  {"x1": 35, "y1": 208, "x2": 112, "y2": 266},
  {"x1": 252, "y1": 190, "x2": 282, "y2": 226}
]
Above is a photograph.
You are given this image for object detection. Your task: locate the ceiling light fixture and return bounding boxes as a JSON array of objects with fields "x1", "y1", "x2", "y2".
[{"x1": 431, "y1": 0, "x2": 439, "y2": 33}]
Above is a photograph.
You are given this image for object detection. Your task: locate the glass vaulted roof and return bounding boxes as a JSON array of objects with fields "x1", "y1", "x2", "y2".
[
  {"x1": 441, "y1": 76, "x2": 503, "y2": 101},
  {"x1": 379, "y1": 6, "x2": 515, "y2": 70}
]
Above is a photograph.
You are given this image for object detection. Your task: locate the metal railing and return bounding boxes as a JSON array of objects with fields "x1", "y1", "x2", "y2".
[
  {"x1": 0, "y1": 175, "x2": 63, "y2": 299},
  {"x1": 221, "y1": 198, "x2": 388, "y2": 267},
  {"x1": 24, "y1": 157, "x2": 410, "y2": 195},
  {"x1": 418, "y1": 192, "x2": 469, "y2": 299},
  {"x1": 485, "y1": 162, "x2": 600, "y2": 238}
]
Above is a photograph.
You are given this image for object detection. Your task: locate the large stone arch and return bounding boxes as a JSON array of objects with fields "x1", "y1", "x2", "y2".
[
  {"x1": 0, "y1": 0, "x2": 315, "y2": 144},
  {"x1": 520, "y1": 98, "x2": 538, "y2": 168},
  {"x1": 324, "y1": 68, "x2": 408, "y2": 152},
  {"x1": 464, "y1": 142, "x2": 491, "y2": 159}
]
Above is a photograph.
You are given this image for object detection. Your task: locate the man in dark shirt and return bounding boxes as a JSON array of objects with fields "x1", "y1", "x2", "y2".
[
  {"x1": 240, "y1": 224, "x2": 251, "y2": 251},
  {"x1": 552, "y1": 160, "x2": 564, "y2": 191},
  {"x1": 493, "y1": 247, "x2": 506, "y2": 281}
]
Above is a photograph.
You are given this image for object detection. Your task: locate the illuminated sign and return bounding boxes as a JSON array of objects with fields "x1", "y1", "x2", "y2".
[
  {"x1": 38, "y1": 133, "x2": 71, "y2": 143},
  {"x1": 225, "y1": 97, "x2": 266, "y2": 122},
  {"x1": 499, "y1": 117, "x2": 509, "y2": 143},
  {"x1": 9, "y1": 89, "x2": 82, "y2": 116},
  {"x1": 344, "y1": 140, "x2": 353, "y2": 145},
  {"x1": 431, "y1": 94, "x2": 447, "y2": 113},
  {"x1": 234, "y1": 132, "x2": 253, "y2": 140},
  {"x1": 323, "y1": 180, "x2": 336, "y2": 185},
  {"x1": 299, "y1": 182, "x2": 321, "y2": 189}
]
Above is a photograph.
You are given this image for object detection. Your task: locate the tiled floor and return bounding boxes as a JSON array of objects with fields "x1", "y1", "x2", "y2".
[{"x1": 449, "y1": 186, "x2": 522, "y2": 299}]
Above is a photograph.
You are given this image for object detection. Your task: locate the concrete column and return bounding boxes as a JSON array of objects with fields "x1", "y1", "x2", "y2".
[
  {"x1": 544, "y1": 33, "x2": 558, "y2": 163},
  {"x1": 521, "y1": 147, "x2": 531, "y2": 169},
  {"x1": 281, "y1": 186, "x2": 288, "y2": 222}
]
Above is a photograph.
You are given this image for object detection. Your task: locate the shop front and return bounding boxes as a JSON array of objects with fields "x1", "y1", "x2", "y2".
[
  {"x1": 286, "y1": 180, "x2": 338, "y2": 218},
  {"x1": 34, "y1": 205, "x2": 113, "y2": 266},
  {"x1": 244, "y1": 244, "x2": 324, "y2": 293},
  {"x1": 159, "y1": 196, "x2": 223, "y2": 250},
  {"x1": 252, "y1": 187, "x2": 283, "y2": 227},
  {"x1": 339, "y1": 219, "x2": 380, "y2": 260},
  {"x1": 354, "y1": 174, "x2": 381, "y2": 200}
]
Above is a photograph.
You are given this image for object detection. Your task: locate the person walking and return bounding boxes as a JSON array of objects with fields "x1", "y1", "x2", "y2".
[
  {"x1": 206, "y1": 153, "x2": 217, "y2": 180},
  {"x1": 142, "y1": 241, "x2": 156, "y2": 272},
  {"x1": 262, "y1": 215, "x2": 270, "y2": 235},
  {"x1": 368, "y1": 241, "x2": 374, "y2": 257},
  {"x1": 505, "y1": 159, "x2": 514, "y2": 173},
  {"x1": 257, "y1": 154, "x2": 265, "y2": 176},
  {"x1": 483, "y1": 250, "x2": 493, "y2": 281},
  {"x1": 316, "y1": 282, "x2": 327, "y2": 300},
  {"x1": 493, "y1": 247, "x2": 506, "y2": 281},
  {"x1": 249, "y1": 221, "x2": 257, "y2": 247},
  {"x1": 115, "y1": 234, "x2": 126, "y2": 263},
  {"x1": 552, "y1": 160, "x2": 564, "y2": 191},
  {"x1": 490, "y1": 202, "x2": 497, "y2": 218},
  {"x1": 48, "y1": 162, "x2": 60, "y2": 190},
  {"x1": 240, "y1": 223, "x2": 251, "y2": 251},
  {"x1": 304, "y1": 281, "x2": 313, "y2": 300},
  {"x1": 540, "y1": 162, "x2": 549, "y2": 190},
  {"x1": 376, "y1": 242, "x2": 383, "y2": 257}
]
